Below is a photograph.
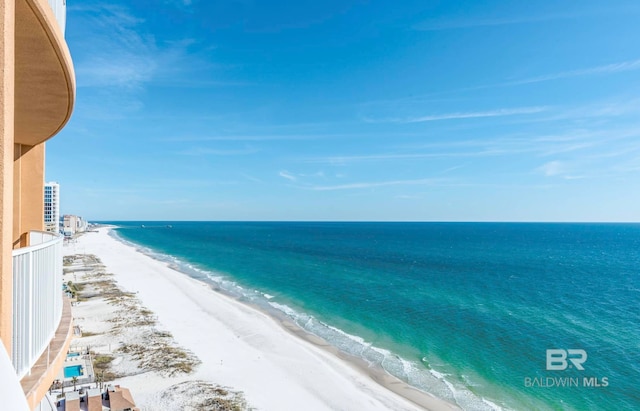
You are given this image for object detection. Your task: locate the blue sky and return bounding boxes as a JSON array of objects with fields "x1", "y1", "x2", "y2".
[{"x1": 47, "y1": 0, "x2": 640, "y2": 221}]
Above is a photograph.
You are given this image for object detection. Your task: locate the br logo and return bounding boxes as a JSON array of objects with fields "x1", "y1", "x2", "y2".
[{"x1": 546, "y1": 349, "x2": 587, "y2": 370}]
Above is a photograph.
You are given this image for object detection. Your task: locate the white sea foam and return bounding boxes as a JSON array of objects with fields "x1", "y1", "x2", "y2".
[
  {"x1": 482, "y1": 398, "x2": 505, "y2": 411},
  {"x1": 461, "y1": 374, "x2": 481, "y2": 387},
  {"x1": 268, "y1": 301, "x2": 296, "y2": 316},
  {"x1": 265, "y1": 299, "x2": 499, "y2": 410},
  {"x1": 430, "y1": 369, "x2": 447, "y2": 379}
]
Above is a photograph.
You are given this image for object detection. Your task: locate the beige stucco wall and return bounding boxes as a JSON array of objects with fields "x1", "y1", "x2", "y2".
[
  {"x1": 0, "y1": 0, "x2": 16, "y2": 355},
  {"x1": 13, "y1": 143, "x2": 45, "y2": 248}
]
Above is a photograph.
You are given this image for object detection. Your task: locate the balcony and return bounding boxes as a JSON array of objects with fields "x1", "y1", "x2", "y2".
[
  {"x1": 12, "y1": 231, "x2": 73, "y2": 408},
  {"x1": 15, "y1": 0, "x2": 75, "y2": 146}
]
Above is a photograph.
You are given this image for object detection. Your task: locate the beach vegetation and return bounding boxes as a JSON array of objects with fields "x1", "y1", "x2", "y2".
[
  {"x1": 92, "y1": 354, "x2": 114, "y2": 369},
  {"x1": 153, "y1": 330, "x2": 173, "y2": 338},
  {"x1": 77, "y1": 330, "x2": 100, "y2": 337},
  {"x1": 156, "y1": 380, "x2": 250, "y2": 411},
  {"x1": 140, "y1": 308, "x2": 153, "y2": 316},
  {"x1": 118, "y1": 342, "x2": 200, "y2": 377},
  {"x1": 91, "y1": 354, "x2": 121, "y2": 382}
]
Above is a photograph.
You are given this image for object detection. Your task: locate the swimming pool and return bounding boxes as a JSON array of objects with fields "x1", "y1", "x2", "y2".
[
  {"x1": 64, "y1": 365, "x2": 83, "y2": 378},
  {"x1": 67, "y1": 352, "x2": 80, "y2": 358}
]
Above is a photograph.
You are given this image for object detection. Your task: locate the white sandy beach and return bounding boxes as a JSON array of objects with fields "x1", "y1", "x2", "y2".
[{"x1": 63, "y1": 227, "x2": 459, "y2": 411}]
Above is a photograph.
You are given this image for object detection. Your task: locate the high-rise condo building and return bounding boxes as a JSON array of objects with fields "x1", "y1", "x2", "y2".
[
  {"x1": 44, "y1": 182, "x2": 60, "y2": 233},
  {"x1": 0, "y1": 0, "x2": 75, "y2": 410}
]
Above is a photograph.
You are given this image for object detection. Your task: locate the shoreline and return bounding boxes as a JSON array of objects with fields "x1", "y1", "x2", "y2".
[{"x1": 65, "y1": 227, "x2": 459, "y2": 410}]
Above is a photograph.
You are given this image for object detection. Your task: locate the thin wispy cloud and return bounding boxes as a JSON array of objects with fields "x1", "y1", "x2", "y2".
[
  {"x1": 305, "y1": 122, "x2": 640, "y2": 170},
  {"x1": 72, "y1": 4, "x2": 237, "y2": 93},
  {"x1": 241, "y1": 174, "x2": 262, "y2": 183},
  {"x1": 358, "y1": 87, "x2": 640, "y2": 125},
  {"x1": 279, "y1": 171, "x2": 297, "y2": 181},
  {"x1": 305, "y1": 149, "x2": 531, "y2": 165},
  {"x1": 155, "y1": 79, "x2": 253, "y2": 88},
  {"x1": 539, "y1": 142, "x2": 596, "y2": 156},
  {"x1": 536, "y1": 160, "x2": 591, "y2": 180},
  {"x1": 537, "y1": 161, "x2": 565, "y2": 177},
  {"x1": 157, "y1": 198, "x2": 192, "y2": 205},
  {"x1": 164, "y1": 134, "x2": 321, "y2": 142},
  {"x1": 586, "y1": 141, "x2": 640, "y2": 160},
  {"x1": 613, "y1": 158, "x2": 640, "y2": 173},
  {"x1": 69, "y1": 2, "x2": 246, "y2": 121},
  {"x1": 412, "y1": 6, "x2": 632, "y2": 32},
  {"x1": 162, "y1": 132, "x2": 376, "y2": 142},
  {"x1": 396, "y1": 194, "x2": 423, "y2": 199},
  {"x1": 438, "y1": 165, "x2": 465, "y2": 175},
  {"x1": 364, "y1": 106, "x2": 547, "y2": 124},
  {"x1": 506, "y1": 59, "x2": 640, "y2": 86},
  {"x1": 306, "y1": 178, "x2": 442, "y2": 191},
  {"x1": 160, "y1": 0, "x2": 194, "y2": 10},
  {"x1": 490, "y1": 98, "x2": 640, "y2": 130},
  {"x1": 404, "y1": 107, "x2": 548, "y2": 123},
  {"x1": 155, "y1": 178, "x2": 241, "y2": 187},
  {"x1": 305, "y1": 153, "x2": 431, "y2": 164},
  {"x1": 72, "y1": 5, "x2": 159, "y2": 89},
  {"x1": 178, "y1": 146, "x2": 258, "y2": 156},
  {"x1": 414, "y1": 14, "x2": 568, "y2": 31}
]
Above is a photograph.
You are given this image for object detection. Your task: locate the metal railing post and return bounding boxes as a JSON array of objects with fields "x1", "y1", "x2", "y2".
[{"x1": 27, "y1": 248, "x2": 33, "y2": 376}]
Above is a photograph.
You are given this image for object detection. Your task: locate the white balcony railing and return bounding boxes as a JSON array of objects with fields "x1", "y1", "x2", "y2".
[
  {"x1": 47, "y1": 0, "x2": 66, "y2": 34},
  {"x1": 12, "y1": 231, "x2": 63, "y2": 379}
]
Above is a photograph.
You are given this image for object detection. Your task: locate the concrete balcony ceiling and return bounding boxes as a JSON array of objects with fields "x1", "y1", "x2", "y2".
[{"x1": 15, "y1": 0, "x2": 75, "y2": 146}]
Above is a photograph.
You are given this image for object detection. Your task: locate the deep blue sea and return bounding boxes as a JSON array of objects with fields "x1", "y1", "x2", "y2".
[{"x1": 106, "y1": 222, "x2": 640, "y2": 411}]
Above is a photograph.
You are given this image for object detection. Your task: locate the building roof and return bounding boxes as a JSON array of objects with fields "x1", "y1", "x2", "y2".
[
  {"x1": 108, "y1": 386, "x2": 138, "y2": 411},
  {"x1": 86, "y1": 389, "x2": 102, "y2": 411},
  {"x1": 64, "y1": 391, "x2": 80, "y2": 411}
]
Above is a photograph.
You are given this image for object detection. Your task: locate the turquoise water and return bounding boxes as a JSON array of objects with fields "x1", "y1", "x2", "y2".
[
  {"x1": 64, "y1": 365, "x2": 83, "y2": 378},
  {"x1": 109, "y1": 222, "x2": 640, "y2": 410}
]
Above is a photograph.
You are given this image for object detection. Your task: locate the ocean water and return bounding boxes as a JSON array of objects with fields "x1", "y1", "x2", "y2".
[{"x1": 107, "y1": 222, "x2": 640, "y2": 411}]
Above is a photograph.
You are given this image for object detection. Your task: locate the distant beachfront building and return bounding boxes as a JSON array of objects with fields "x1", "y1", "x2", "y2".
[
  {"x1": 0, "y1": 0, "x2": 76, "y2": 410},
  {"x1": 44, "y1": 182, "x2": 60, "y2": 233},
  {"x1": 63, "y1": 214, "x2": 88, "y2": 236}
]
